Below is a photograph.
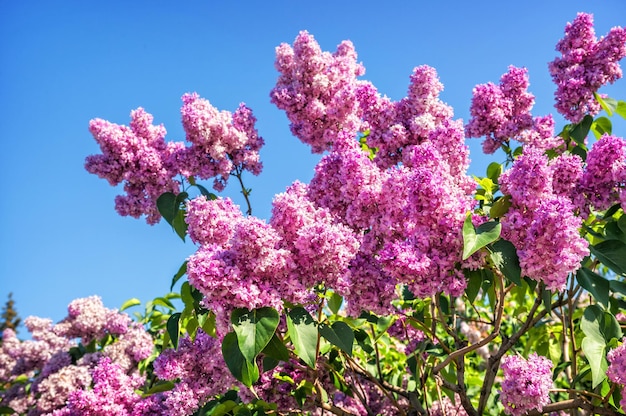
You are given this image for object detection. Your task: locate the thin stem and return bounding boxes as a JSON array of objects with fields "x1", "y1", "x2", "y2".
[{"x1": 233, "y1": 166, "x2": 253, "y2": 216}]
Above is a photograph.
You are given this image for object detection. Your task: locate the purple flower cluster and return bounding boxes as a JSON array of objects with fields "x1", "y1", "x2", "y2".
[
  {"x1": 146, "y1": 330, "x2": 236, "y2": 416},
  {"x1": 576, "y1": 134, "x2": 626, "y2": 215},
  {"x1": 186, "y1": 183, "x2": 360, "y2": 332},
  {"x1": 607, "y1": 340, "x2": 626, "y2": 411},
  {"x1": 549, "y1": 13, "x2": 626, "y2": 123},
  {"x1": 85, "y1": 108, "x2": 181, "y2": 224},
  {"x1": 0, "y1": 296, "x2": 154, "y2": 415},
  {"x1": 270, "y1": 31, "x2": 365, "y2": 153},
  {"x1": 178, "y1": 93, "x2": 264, "y2": 191},
  {"x1": 430, "y1": 394, "x2": 469, "y2": 416},
  {"x1": 466, "y1": 66, "x2": 559, "y2": 154},
  {"x1": 86, "y1": 95, "x2": 263, "y2": 223},
  {"x1": 499, "y1": 147, "x2": 589, "y2": 290},
  {"x1": 499, "y1": 353, "x2": 553, "y2": 416}
]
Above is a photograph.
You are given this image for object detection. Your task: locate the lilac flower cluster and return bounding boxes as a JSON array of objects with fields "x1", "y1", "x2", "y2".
[
  {"x1": 86, "y1": 95, "x2": 263, "y2": 223},
  {"x1": 549, "y1": 13, "x2": 626, "y2": 123},
  {"x1": 145, "y1": 330, "x2": 236, "y2": 415},
  {"x1": 270, "y1": 31, "x2": 365, "y2": 153},
  {"x1": 499, "y1": 147, "x2": 589, "y2": 290},
  {"x1": 85, "y1": 108, "x2": 181, "y2": 224},
  {"x1": 0, "y1": 296, "x2": 153, "y2": 415},
  {"x1": 499, "y1": 353, "x2": 553, "y2": 416},
  {"x1": 576, "y1": 134, "x2": 626, "y2": 215},
  {"x1": 430, "y1": 394, "x2": 469, "y2": 416},
  {"x1": 607, "y1": 340, "x2": 626, "y2": 411},
  {"x1": 466, "y1": 66, "x2": 559, "y2": 154},
  {"x1": 186, "y1": 183, "x2": 360, "y2": 333}
]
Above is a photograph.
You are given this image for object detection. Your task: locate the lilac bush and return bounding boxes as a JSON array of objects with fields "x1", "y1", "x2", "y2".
[{"x1": 4, "y1": 11, "x2": 626, "y2": 416}]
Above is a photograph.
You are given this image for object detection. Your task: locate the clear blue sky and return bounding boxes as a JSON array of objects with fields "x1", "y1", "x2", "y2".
[{"x1": 1, "y1": 1, "x2": 625, "y2": 329}]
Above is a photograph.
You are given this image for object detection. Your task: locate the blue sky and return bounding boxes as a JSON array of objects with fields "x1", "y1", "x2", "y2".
[{"x1": 1, "y1": 1, "x2": 625, "y2": 330}]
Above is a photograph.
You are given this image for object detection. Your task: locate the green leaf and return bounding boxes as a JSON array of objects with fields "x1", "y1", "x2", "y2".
[
  {"x1": 596, "y1": 93, "x2": 618, "y2": 116},
  {"x1": 462, "y1": 215, "x2": 501, "y2": 260},
  {"x1": 616, "y1": 101, "x2": 626, "y2": 119},
  {"x1": 231, "y1": 307, "x2": 280, "y2": 363},
  {"x1": 142, "y1": 380, "x2": 175, "y2": 397},
  {"x1": 464, "y1": 269, "x2": 482, "y2": 303},
  {"x1": 261, "y1": 333, "x2": 290, "y2": 362},
  {"x1": 591, "y1": 117, "x2": 612, "y2": 139},
  {"x1": 489, "y1": 195, "x2": 511, "y2": 218},
  {"x1": 486, "y1": 162, "x2": 502, "y2": 182},
  {"x1": 286, "y1": 307, "x2": 318, "y2": 368},
  {"x1": 328, "y1": 292, "x2": 343, "y2": 315},
  {"x1": 171, "y1": 261, "x2": 188, "y2": 291},
  {"x1": 0, "y1": 407, "x2": 16, "y2": 415},
  {"x1": 319, "y1": 322, "x2": 354, "y2": 356},
  {"x1": 590, "y1": 240, "x2": 626, "y2": 276},
  {"x1": 157, "y1": 192, "x2": 178, "y2": 225},
  {"x1": 570, "y1": 115, "x2": 593, "y2": 144},
  {"x1": 610, "y1": 280, "x2": 626, "y2": 297},
  {"x1": 167, "y1": 312, "x2": 181, "y2": 349},
  {"x1": 581, "y1": 336, "x2": 608, "y2": 388},
  {"x1": 221, "y1": 332, "x2": 259, "y2": 387},
  {"x1": 120, "y1": 298, "x2": 141, "y2": 312},
  {"x1": 489, "y1": 239, "x2": 521, "y2": 285},
  {"x1": 172, "y1": 209, "x2": 188, "y2": 242},
  {"x1": 582, "y1": 305, "x2": 622, "y2": 344},
  {"x1": 577, "y1": 268, "x2": 610, "y2": 307},
  {"x1": 196, "y1": 184, "x2": 217, "y2": 200},
  {"x1": 618, "y1": 215, "x2": 626, "y2": 235}
]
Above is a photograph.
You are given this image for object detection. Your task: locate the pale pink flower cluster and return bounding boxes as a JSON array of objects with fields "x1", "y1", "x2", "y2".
[
  {"x1": 270, "y1": 31, "x2": 365, "y2": 153},
  {"x1": 549, "y1": 13, "x2": 626, "y2": 123},
  {"x1": 607, "y1": 340, "x2": 626, "y2": 411},
  {"x1": 0, "y1": 297, "x2": 153, "y2": 415},
  {"x1": 86, "y1": 95, "x2": 263, "y2": 223},
  {"x1": 499, "y1": 353, "x2": 553, "y2": 416},
  {"x1": 466, "y1": 66, "x2": 560, "y2": 154},
  {"x1": 59, "y1": 357, "x2": 144, "y2": 416},
  {"x1": 499, "y1": 147, "x2": 589, "y2": 290},
  {"x1": 430, "y1": 394, "x2": 469, "y2": 416}
]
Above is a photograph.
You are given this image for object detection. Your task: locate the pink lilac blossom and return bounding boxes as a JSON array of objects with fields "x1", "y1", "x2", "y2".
[
  {"x1": 270, "y1": 31, "x2": 365, "y2": 153},
  {"x1": 54, "y1": 296, "x2": 131, "y2": 345},
  {"x1": 178, "y1": 93, "x2": 264, "y2": 191},
  {"x1": 500, "y1": 147, "x2": 588, "y2": 289},
  {"x1": 466, "y1": 66, "x2": 560, "y2": 154},
  {"x1": 357, "y1": 66, "x2": 455, "y2": 168},
  {"x1": 62, "y1": 357, "x2": 144, "y2": 416},
  {"x1": 85, "y1": 108, "x2": 181, "y2": 224},
  {"x1": 151, "y1": 330, "x2": 236, "y2": 416},
  {"x1": 607, "y1": 340, "x2": 626, "y2": 411},
  {"x1": 0, "y1": 297, "x2": 155, "y2": 415},
  {"x1": 549, "y1": 13, "x2": 626, "y2": 123},
  {"x1": 576, "y1": 134, "x2": 626, "y2": 215},
  {"x1": 430, "y1": 394, "x2": 469, "y2": 416},
  {"x1": 270, "y1": 180, "x2": 359, "y2": 295},
  {"x1": 185, "y1": 196, "x2": 243, "y2": 246},
  {"x1": 499, "y1": 353, "x2": 553, "y2": 416}
]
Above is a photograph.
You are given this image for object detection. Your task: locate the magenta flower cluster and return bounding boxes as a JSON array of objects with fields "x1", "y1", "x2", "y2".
[
  {"x1": 270, "y1": 31, "x2": 365, "y2": 153},
  {"x1": 466, "y1": 66, "x2": 559, "y2": 154},
  {"x1": 607, "y1": 340, "x2": 626, "y2": 411},
  {"x1": 499, "y1": 353, "x2": 553, "y2": 416},
  {"x1": 549, "y1": 13, "x2": 626, "y2": 123},
  {"x1": 86, "y1": 94, "x2": 263, "y2": 224},
  {"x1": 499, "y1": 147, "x2": 589, "y2": 290}
]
